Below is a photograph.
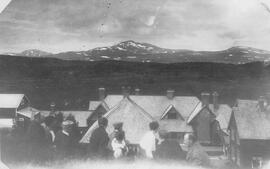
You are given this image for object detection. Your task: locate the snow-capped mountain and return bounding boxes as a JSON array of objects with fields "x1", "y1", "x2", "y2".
[
  {"x1": 2, "y1": 41, "x2": 270, "y2": 64},
  {"x1": 102, "y1": 40, "x2": 176, "y2": 54},
  {"x1": 20, "y1": 49, "x2": 52, "y2": 57},
  {"x1": 3, "y1": 49, "x2": 52, "y2": 57}
]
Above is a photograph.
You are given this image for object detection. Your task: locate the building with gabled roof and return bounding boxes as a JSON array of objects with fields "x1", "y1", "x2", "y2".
[
  {"x1": 186, "y1": 92, "x2": 232, "y2": 145},
  {"x1": 82, "y1": 97, "x2": 153, "y2": 144},
  {"x1": 228, "y1": 97, "x2": 270, "y2": 168},
  {"x1": 83, "y1": 89, "x2": 201, "y2": 144},
  {"x1": 0, "y1": 94, "x2": 29, "y2": 119},
  {"x1": 17, "y1": 107, "x2": 93, "y2": 134},
  {"x1": 89, "y1": 89, "x2": 201, "y2": 120},
  {"x1": 84, "y1": 88, "x2": 232, "y2": 155},
  {"x1": 83, "y1": 89, "x2": 230, "y2": 146}
]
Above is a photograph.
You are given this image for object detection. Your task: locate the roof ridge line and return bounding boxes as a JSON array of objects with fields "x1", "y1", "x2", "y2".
[
  {"x1": 127, "y1": 96, "x2": 154, "y2": 121},
  {"x1": 187, "y1": 101, "x2": 205, "y2": 124},
  {"x1": 80, "y1": 97, "x2": 126, "y2": 143}
]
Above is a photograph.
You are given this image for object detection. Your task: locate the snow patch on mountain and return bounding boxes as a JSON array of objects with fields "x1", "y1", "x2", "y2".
[{"x1": 100, "y1": 56, "x2": 110, "y2": 59}]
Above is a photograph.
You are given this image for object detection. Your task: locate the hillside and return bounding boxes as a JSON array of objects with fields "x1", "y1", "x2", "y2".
[
  {"x1": 0, "y1": 55, "x2": 269, "y2": 110},
  {"x1": 3, "y1": 41, "x2": 270, "y2": 64}
]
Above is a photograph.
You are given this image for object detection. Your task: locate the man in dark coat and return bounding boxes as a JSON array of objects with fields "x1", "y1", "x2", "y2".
[
  {"x1": 25, "y1": 112, "x2": 46, "y2": 163},
  {"x1": 155, "y1": 130, "x2": 186, "y2": 161},
  {"x1": 88, "y1": 117, "x2": 110, "y2": 159},
  {"x1": 54, "y1": 120, "x2": 76, "y2": 159},
  {"x1": 43, "y1": 115, "x2": 56, "y2": 161},
  {"x1": 44, "y1": 115, "x2": 56, "y2": 146}
]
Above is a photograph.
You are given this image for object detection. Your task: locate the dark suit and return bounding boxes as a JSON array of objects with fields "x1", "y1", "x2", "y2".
[
  {"x1": 54, "y1": 131, "x2": 75, "y2": 158},
  {"x1": 88, "y1": 126, "x2": 110, "y2": 158},
  {"x1": 155, "y1": 139, "x2": 186, "y2": 161},
  {"x1": 25, "y1": 120, "x2": 46, "y2": 162}
]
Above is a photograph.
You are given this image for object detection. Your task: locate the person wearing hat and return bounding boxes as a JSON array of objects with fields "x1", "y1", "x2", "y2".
[
  {"x1": 54, "y1": 120, "x2": 76, "y2": 159},
  {"x1": 155, "y1": 130, "x2": 186, "y2": 161},
  {"x1": 88, "y1": 117, "x2": 110, "y2": 159}
]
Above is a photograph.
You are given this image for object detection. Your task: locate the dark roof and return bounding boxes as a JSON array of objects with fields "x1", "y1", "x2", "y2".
[{"x1": 233, "y1": 99, "x2": 270, "y2": 140}]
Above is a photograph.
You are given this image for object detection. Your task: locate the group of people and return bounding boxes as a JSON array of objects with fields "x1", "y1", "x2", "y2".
[
  {"x1": 88, "y1": 117, "x2": 210, "y2": 167},
  {"x1": 139, "y1": 121, "x2": 210, "y2": 167},
  {"x1": 3, "y1": 114, "x2": 210, "y2": 167},
  {"x1": 2, "y1": 111, "x2": 81, "y2": 163},
  {"x1": 26, "y1": 111, "x2": 82, "y2": 162},
  {"x1": 87, "y1": 117, "x2": 129, "y2": 159}
]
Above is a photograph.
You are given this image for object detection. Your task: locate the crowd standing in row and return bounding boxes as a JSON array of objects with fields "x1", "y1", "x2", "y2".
[
  {"x1": 88, "y1": 117, "x2": 210, "y2": 167},
  {"x1": 2, "y1": 113, "x2": 210, "y2": 168}
]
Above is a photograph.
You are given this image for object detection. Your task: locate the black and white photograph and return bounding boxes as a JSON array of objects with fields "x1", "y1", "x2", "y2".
[{"x1": 0, "y1": 0, "x2": 270, "y2": 168}]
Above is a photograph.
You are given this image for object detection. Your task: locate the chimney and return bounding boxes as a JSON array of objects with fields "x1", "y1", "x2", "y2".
[
  {"x1": 258, "y1": 96, "x2": 266, "y2": 112},
  {"x1": 213, "y1": 91, "x2": 219, "y2": 110},
  {"x1": 121, "y1": 86, "x2": 130, "y2": 98},
  {"x1": 266, "y1": 92, "x2": 270, "y2": 105},
  {"x1": 134, "y1": 88, "x2": 141, "y2": 95},
  {"x1": 201, "y1": 92, "x2": 210, "y2": 107},
  {"x1": 166, "y1": 90, "x2": 175, "y2": 100},
  {"x1": 98, "y1": 88, "x2": 106, "y2": 101},
  {"x1": 50, "y1": 102, "x2": 56, "y2": 112}
]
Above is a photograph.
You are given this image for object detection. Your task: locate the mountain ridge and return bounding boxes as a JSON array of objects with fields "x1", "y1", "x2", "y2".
[{"x1": 2, "y1": 40, "x2": 270, "y2": 64}]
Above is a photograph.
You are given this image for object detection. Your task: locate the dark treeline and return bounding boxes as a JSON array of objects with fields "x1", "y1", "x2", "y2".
[{"x1": 0, "y1": 55, "x2": 269, "y2": 110}]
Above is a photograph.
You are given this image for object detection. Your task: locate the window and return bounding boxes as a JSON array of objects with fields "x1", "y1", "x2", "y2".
[
  {"x1": 252, "y1": 157, "x2": 263, "y2": 168},
  {"x1": 162, "y1": 106, "x2": 183, "y2": 120},
  {"x1": 167, "y1": 112, "x2": 177, "y2": 119},
  {"x1": 168, "y1": 132, "x2": 183, "y2": 141}
]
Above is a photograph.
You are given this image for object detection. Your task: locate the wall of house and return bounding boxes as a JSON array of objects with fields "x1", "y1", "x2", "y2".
[
  {"x1": 0, "y1": 108, "x2": 16, "y2": 118},
  {"x1": 228, "y1": 114, "x2": 240, "y2": 166},
  {"x1": 191, "y1": 108, "x2": 215, "y2": 144},
  {"x1": 239, "y1": 140, "x2": 270, "y2": 168},
  {"x1": 106, "y1": 111, "x2": 151, "y2": 144},
  {"x1": 16, "y1": 114, "x2": 30, "y2": 131},
  {"x1": 167, "y1": 132, "x2": 186, "y2": 143},
  {"x1": 87, "y1": 105, "x2": 107, "y2": 127}
]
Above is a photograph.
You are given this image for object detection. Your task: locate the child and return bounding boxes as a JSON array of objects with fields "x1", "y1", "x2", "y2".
[{"x1": 111, "y1": 131, "x2": 128, "y2": 159}]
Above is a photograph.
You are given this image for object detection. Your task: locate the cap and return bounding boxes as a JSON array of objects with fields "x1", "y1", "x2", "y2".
[{"x1": 62, "y1": 120, "x2": 74, "y2": 127}]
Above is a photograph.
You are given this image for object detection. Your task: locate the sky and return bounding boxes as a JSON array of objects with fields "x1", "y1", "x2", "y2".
[{"x1": 1, "y1": 0, "x2": 270, "y2": 53}]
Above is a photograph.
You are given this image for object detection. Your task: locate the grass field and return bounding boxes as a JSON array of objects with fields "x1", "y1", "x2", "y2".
[{"x1": 6, "y1": 159, "x2": 270, "y2": 169}]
